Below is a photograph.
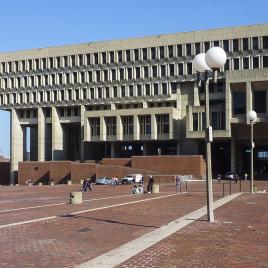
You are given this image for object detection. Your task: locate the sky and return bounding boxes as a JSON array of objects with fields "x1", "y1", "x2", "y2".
[{"x1": 0, "y1": 0, "x2": 268, "y2": 157}]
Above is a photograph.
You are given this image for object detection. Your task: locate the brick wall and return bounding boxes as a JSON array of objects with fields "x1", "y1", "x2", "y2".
[
  {"x1": 0, "y1": 162, "x2": 10, "y2": 185},
  {"x1": 101, "y1": 158, "x2": 131, "y2": 167},
  {"x1": 71, "y1": 162, "x2": 97, "y2": 182},
  {"x1": 131, "y1": 155, "x2": 206, "y2": 178}
]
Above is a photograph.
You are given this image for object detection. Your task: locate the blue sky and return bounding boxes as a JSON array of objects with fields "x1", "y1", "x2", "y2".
[{"x1": 0, "y1": 0, "x2": 268, "y2": 157}]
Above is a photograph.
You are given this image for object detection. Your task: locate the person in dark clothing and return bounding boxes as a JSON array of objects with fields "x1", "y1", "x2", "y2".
[{"x1": 147, "y1": 176, "x2": 154, "y2": 193}]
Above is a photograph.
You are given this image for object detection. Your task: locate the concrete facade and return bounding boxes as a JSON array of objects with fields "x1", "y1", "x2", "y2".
[{"x1": 1, "y1": 23, "x2": 268, "y2": 182}]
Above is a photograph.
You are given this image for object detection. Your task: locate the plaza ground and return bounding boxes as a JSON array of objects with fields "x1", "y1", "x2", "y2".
[{"x1": 0, "y1": 181, "x2": 267, "y2": 267}]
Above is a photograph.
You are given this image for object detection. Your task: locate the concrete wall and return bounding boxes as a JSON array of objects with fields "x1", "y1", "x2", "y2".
[{"x1": 0, "y1": 162, "x2": 11, "y2": 185}]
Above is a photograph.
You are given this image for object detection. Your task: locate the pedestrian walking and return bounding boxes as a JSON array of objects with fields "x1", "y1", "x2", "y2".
[{"x1": 175, "y1": 175, "x2": 182, "y2": 193}]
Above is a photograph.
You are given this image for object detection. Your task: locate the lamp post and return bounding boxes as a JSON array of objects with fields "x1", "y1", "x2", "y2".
[
  {"x1": 246, "y1": 110, "x2": 257, "y2": 194},
  {"x1": 193, "y1": 47, "x2": 227, "y2": 222}
]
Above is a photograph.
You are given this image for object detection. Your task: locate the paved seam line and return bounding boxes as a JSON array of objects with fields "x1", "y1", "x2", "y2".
[
  {"x1": 77, "y1": 193, "x2": 242, "y2": 268},
  {"x1": 0, "y1": 194, "x2": 132, "y2": 213},
  {"x1": 0, "y1": 192, "x2": 185, "y2": 229}
]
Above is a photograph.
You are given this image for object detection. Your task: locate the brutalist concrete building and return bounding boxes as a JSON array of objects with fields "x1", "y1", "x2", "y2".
[{"x1": 1, "y1": 23, "x2": 268, "y2": 184}]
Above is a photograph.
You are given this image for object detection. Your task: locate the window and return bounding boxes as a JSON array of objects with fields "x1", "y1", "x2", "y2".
[
  {"x1": 162, "y1": 83, "x2": 167, "y2": 95},
  {"x1": 136, "y1": 67, "x2": 141, "y2": 79},
  {"x1": 243, "y1": 57, "x2": 249, "y2": 69},
  {"x1": 263, "y1": 36, "x2": 268, "y2": 49},
  {"x1": 233, "y1": 58, "x2": 239, "y2": 70},
  {"x1": 253, "y1": 57, "x2": 259, "y2": 68},
  {"x1": 142, "y1": 48, "x2": 147, "y2": 60},
  {"x1": 119, "y1": 68, "x2": 124, "y2": 80},
  {"x1": 225, "y1": 59, "x2": 230, "y2": 71},
  {"x1": 137, "y1": 85, "x2": 142, "y2": 96},
  {"x1": 211, "y1": 111, "x2": 225, "y2": 130},
  {"x1": 159, "y1": 46, "x2": 165, "y2": 58},
  {"x1": 168, "y1": 45, "x2": 173, "y2": 58},
  {"x1": 193, "y1": 113, "x2": 198, "y2": 131},
  {"x1": 156, "y1": 114, "x2": 169, "y2": 134},
  {"x1": 111, "y1": 69, "x2": 116, "y2": 80},
  {"x1": 98, "y1": 87, "x2": 102, "y2": 99},
  {"x1": 177, "y1": 44, "x2": 182, "y2": 57},
  {"x1": 90, "y1": 118, "x2": 100, "y2": 136},
  {"x1": 195, "y1": 43, "x2": 200, "y2": 54},
  {"x1": 126, "y1": 50, "x2": 131, "y2": 61},
  {"x1": 263, "y1": 56, "x2": 268, "y2": 67},
  {"x1": 140, "y1": 115, "x2": 151, "y2": 135},
  {"x1": 233, "y1": 91, "x2": 246, "y2": 115},
  {"x1": 129, "y1": 85, "x2": 133, "y2": 96},
  {"x1": 110, "y1": 51, "x2": 114, "y2": 63},
  {"x1": 90, "y1": 88, "x2": 94, "y2": 99},
  {"x1": 113, "y1": 86, "x2": 118, "y2": 98},
  {"x1": 105, "y1": 87, "x2": 109, "y2": 98},
  {"x1": 243, "y1": 38, "x2": 249, "y2": 51},
  {"x1": 214, "y1": 40, "x2": 219, "y2": 47},
  {"x1": 204, "y1": 42, "x2": 210, "y2": 52},
  {"x1": 223, "y1": 40, "x2": 229, "y2": 52},
  {"x1": 94, "y1": 53, "x2": 98, "y2": 64},
  {"x1": 127, "y1": 68, "x2": 132, "y2": 79},
  {"x1": 106, "y1": 117, "x2": 116, "y2": 135},
  {"x1": 233, "y1": 39, "x2": 239, "y2": 51},
  {"x1": 122, "y1": 116, "x2": 133, "y2": 135},
  {"x1": 171, "y1": 82, "x2": 178, "y2": 94},
  {"x1": 169, "y1": 64, "x2": 174, "y2": 76},
  {"x1": 153, "y1": 83, "x2": 159, "y2": 95},
  {"x1": 121, "y1": 86, "x2": 126, "y2": 97},
  {"x1": 102, "y1": 52, "x2": 106, "y2": 64},
  {"x1": 145, "y1": 84, "x2": 150, "y2": 95},
  {"x1": 254, "y1": 90, "x2": 266, "y2": 113},
  {"x1": 118, "y1": 51, "x2": 123, "y2": 62},
  {"x1": 178, "y1": 63, "x2": 183, "y2": 75},
  {"x1": 134, "y1": 49, "x2": 139, "y2": 61},
  {"x1": 252, "y1": 37, "x2": 259, "y2": 50},
  {"x1": 151, "y1": 47, "x2": 156, "y2": 59},
  {"x1": 187, "y1": 62, "x2": 192, "y2": 74},
  {"x1": 144, "y1": 66, "x2": 149, "y2": 78},
  {"x1": 186, "y1": 44, "x2": 191, "y2": 56},
  {"x1": 161, "y1": 65, "x2": 166, "y2": 77},
  {"x1": 152, "y1": 65, "x2": 157, "y2": 77}
]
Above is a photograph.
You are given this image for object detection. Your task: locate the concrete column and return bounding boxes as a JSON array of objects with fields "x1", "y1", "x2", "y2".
[
  {"x1": 100, "y1": 116, "x2": 106, "y2": 141},
  {"x1": 116, "y1": 115, "x2": 123, "y2": 140},
  {"x1": 51, "y1": 106, "x2": 64, "y2": 160},
  {"x1": 246, "y1": 81, "x2": 252, "y2": 113},
  {"x1": 193, "y1": 81, "x2": 200, "y2": 106},
  {"x1": 134, "y1": 115, "x2": 140, "y2": 140},
  {"x1": 80, "y1": 105, "x2": 85, "y2": 161},
  {"x1": 38, "y1": 107, "x2": 45, "y2": 161},
  {"x1": 231, "y1": 139, "x2": 236, "y2": 173},
  {"x1": 151, "y1": 114, "x2": 157, "y2": 140},
  {"x1": 225, "y1": 82, "x2": 231, "y2": 135},
  {"x1": 10, "y1": 109, "x2": 24, "y2": 184}
]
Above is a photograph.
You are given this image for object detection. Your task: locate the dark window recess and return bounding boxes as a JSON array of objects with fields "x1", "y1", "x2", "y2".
[
  {"x1": 195, "y1": 43, "x2": 200, "y2": 54},
  {"x1": 168, "y1": 45, "x2": 173, "y2": 58},
  {"x1": 145, "y1": 84, "x2": 150, "y2": 95},
  {"x1": 253, "y1": 57, "x2": 259, "y2": 68},
  {"x1": 177, "y1": 45, "x2": 182, "y2": 57},
  {"x1": 209, "y1": 82, "x2": 214, "y2": 93},
  {"x1": 254, "y1": 90, "x2": 266, "y2": 113},
  {"x1": 144, "y1": 66, "x2": 149, "y2": 78},
  {"x1": 204, "y1": 42, "x2": 210, "y2": 52},
  {"x1": 233, "y1": 58, "x2": 239, "y2": 70},
  {"x1": 136, "y1": 67, "x2": 141, "y2": 79},
  {"x1": 169, "y1": 64, "x2": 174, "y2": 76},
  {"x1": 113, "y1": 87, "x2": 118, "y2": 98},
  {"x1": 233, "y1": 39, "x2": 239, "y2": 51},
  {"x1": 243, "y1": 38, "x2": 249, "y2": 51},
  {"x1": 214, "y1": 40, "x2": 219, "y2": 47},
  {"x1": 129, "y1": 85, "x2": 133, "y2": 96},
  {"x1": 142, "y1": 48, "x2": 147, "y2": 60},
  {"x1": 94, "y1": 53, "x2": 98, "y2": 64},
  {"x1": 151, "y1": 47, "x2": 156, "y2": 59},
  {"x1": 253, "y1": 37, "x2": 259, "y2": 50},
  {"x1": 121, "y1": 86, "x2": 126, "y2": 97},
  {"x1": 225, "y1": 59, "x2": 230, "y2": 71},
  {"x1": 126, "y1": 50, "x2": 131, "y2": 61},
  {"x1": 127, "y1": 68, "x2": 132, "y2": 79},
  {"x1": 153, "y1": 83, "x2": 158, "y2": 95},
  {"x1": 263, "y1": 56, "x2": 268, "y2": 67},
  {"x1": 223, "y1": 40, "x2": 229, "y2": 52},
  {"x1": 161, "y1": 65, "x2": 166, "y2": 77},
  {"x1": 134, "y1": 49, "x2": 139, "y2": 61},
  {"x1": 120, "y1": 69, "x2": 124, "y2": 80},
  {"x1": 162, "y1": 83, "x2": 167, "y2": 95},
  {"x1": 137, "y1": 85, "x2": 142, "y2": 96},
  {"x1": 159, "y1": 46, "x2": 165, "y2": 58},
  {"x1": 186, "y1": 44, "x2": 191, "y2": 56},
  {"x1": 193, "y1": 113, "x2": 198, "y2": 131},
  {"x1": 233, "y1": 91, "x2": 246, "y2": 115},
  {"x1": 118, "y1": 51, "x2": 123, "y2": 62},
  {"x1": 152, "y1": 66, "x2": 157, "y2": 77},
  {"x1": 110, "y1": 52, "x2": 114, "y2": 63},
  {"x1": 178, "y1": 63, "x2": 183, "y2": 75},
  {"x1": 211, "y1": 112, "x2": 218, "y2": 130},
  {"x1": 263, "y1": 36, "x2": 268, "y2": 49},
  {"x1": 243, "y1": 58, "x2": 249, "y2": 69},
  {"x1": 102, "y1": 52, "x2": 106, "y2": 63},
  {"x1": 217, "y1": 81, "x2": 224, "y2": 92},
  {"x1": 187, "y1": 62, "x2": 192, "y2": 75}
]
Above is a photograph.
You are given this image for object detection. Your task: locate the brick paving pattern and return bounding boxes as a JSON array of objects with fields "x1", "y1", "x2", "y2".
[{"x1": 0, "y1": 180, "x2": 267, "y2": 268}]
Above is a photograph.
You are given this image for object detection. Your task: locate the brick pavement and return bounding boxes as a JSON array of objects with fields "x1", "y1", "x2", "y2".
[{"x1": 0, "y1": 181, "x2": 267, "y2": 268}]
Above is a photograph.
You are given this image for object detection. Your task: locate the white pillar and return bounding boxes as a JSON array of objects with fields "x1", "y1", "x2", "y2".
[
  {"x1": 38, "y1": 107, "x2": 45, "y2": 161},
  {"x1": 51, "y1": 106, "x2": 64, "y2": 160},
  {"x1": 10, "y1": 109, "x2": 24, "y2": 184},
  {"x1": 151, "y1": 114, "x2": 157, "y2": 140},
  {"x1": 134, "y1": 115, "x2": 140, "y2": 140},
  {"x1": 116, "y1": 115, "x2": 123, "y2": 140},
  {"x1": 100, "y1": 116, "x2": 106, "y2": 141},
  {"x1": 246, "y1": 81, "x2": 252, "y2": 112}
]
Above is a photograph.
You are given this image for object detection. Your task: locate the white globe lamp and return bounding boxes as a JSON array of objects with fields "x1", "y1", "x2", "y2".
[
  {"x1": 193, "y1": 53, "x2": 210, "y2": 73},
  {"x1": 247, "y1": 110, "x2": 257, "y2": 123},
  {"x1": 205, "y1": 47, "x2": 227, "y2": 69}
]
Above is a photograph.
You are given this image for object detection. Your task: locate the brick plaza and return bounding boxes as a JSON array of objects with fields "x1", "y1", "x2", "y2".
[{"x1": 0, "y1": 181, "x2": 267, "y2": 267}]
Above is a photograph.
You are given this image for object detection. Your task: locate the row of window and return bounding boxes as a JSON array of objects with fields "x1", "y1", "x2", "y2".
[
  {"x1": 1, "y1": 55, "x2": 268, "y2": 91},
  {"x1": 233, "y1": 90, "x2": 267, "y2": 115},
  {"x1": 192, "y1": 111, "x2": 226, "y2": 131},
  {"x1": 89, "y1": 114, "x2": 169, "y2": 136},
  {"x1": 1, "y1": 36, "x2": 268, "y2": 75},
  {"x1": 0, "y1": 82, "x2": 179, "y2": 106}
]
